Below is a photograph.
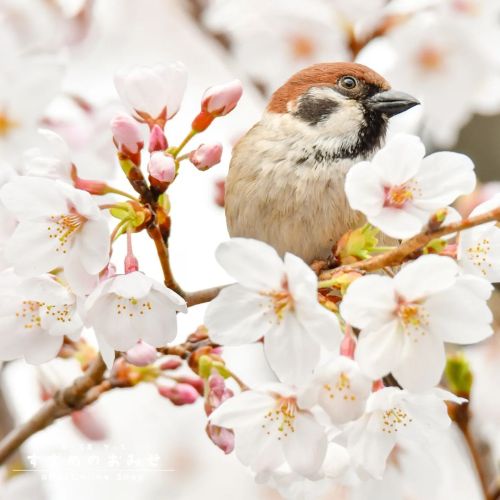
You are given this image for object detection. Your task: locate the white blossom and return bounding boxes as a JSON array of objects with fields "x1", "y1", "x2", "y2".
[
  {"x1": 22, "y1": 129, "x2": 72, "y2": 181},
  {"x1": 114, "y1": 62, "x2": 187, "y2": 123},
  {"x1": 84, "y1": 271, "x2": 187, "y2": 368},
  {"x1": 299, "y1": 356, "x2": 372, "y2": 425},
  {"x1": 345, "y1": 387, "x2": 465, "y2": 479},
  {"x1": 0, "y1": 176, "x2": 110, "y2": 294},
  {"x1": 204, "y1": 238, "x2": 342, "y2": 385},
  {"x1": 345, "y1": 134, "x2": 476, "y2": 239},
  {"x1": 457, "y1": 194, "x2": 500, "y2": 282},
  {"x1": 0, "y1": 269, "x2": 82, "y2": 364},
  {"x1": 209, "y1": 383, "x2": 327, "y2": 478},
  {"x1": 340, "y1": 255, "x2": 493, "y2": 391}
]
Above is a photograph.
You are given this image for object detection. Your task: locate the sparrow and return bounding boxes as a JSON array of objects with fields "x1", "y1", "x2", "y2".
[{"x1": 225, "y1": 62, "x2": 420, "y2": 263}]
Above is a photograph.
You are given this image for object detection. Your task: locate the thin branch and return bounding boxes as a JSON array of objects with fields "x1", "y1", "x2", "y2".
[
  {"x1": 0, "y1": 355, "x2": 106, "y2": 465},
  {"x1": 319, "y1": 207, "x2": 500, "y2": 280}
]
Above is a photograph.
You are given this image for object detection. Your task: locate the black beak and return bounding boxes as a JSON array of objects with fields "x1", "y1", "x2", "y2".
[{"x1": 367, "y1": 90, "x2": 420, "y2": 117}]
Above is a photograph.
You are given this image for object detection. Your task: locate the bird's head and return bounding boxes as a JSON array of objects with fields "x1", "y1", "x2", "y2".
[{"x1": 266, "y1": 62, "x2": 419, "y2": 159}]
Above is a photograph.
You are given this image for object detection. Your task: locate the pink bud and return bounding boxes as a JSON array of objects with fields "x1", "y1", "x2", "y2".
[
  {"x1": 124, "y1": 254, "x2": 139, "y2": 273},
  {"x1": 175, "y1": 375, "x2": 204, "y2": 396},
  {"x1": 372, "y1": 380, "x2": 385, "y2": 392},
  {"x1": 340, "y1": 326, "x2": 356, "y2": 359},
  {"x1": 214, "y1": 179, "x2": 225, "y2": 207},
  {"x1": 206, "y1": 424, "x2": 234, "y2": 454},
  {"x1": 148, "y1": 124, "x2": 168, "y2": 152},
  {"x1": 159, "y1": 356, "x2": 183, "y2": 371},
  {"x1": 158, "y1": 383, "x2": 199, "y2": 406},
  {"x1": 71, "y1": 408, "x2": 108, "y2": 441},
  {"x1": 126, "y1": 340, "x2": 157, "y2": 367},
  {"x1": 148, "y1": 152, "x2": 176, "y2": 183},
  {"x1": 205, "y1": 372, "x2": 233, "y2": 415},
  {"x1": 202, "y1": 80, "x2": 243, "y2": 116},
  {"x1": 110, "y1": 114, "x2": 143, "y2": 154},
  {"x1": 189, "y1": 143, "x2": 223, "y2": 171}
]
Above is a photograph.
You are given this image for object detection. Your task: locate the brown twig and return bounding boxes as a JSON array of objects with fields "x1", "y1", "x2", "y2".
[
  {"x1": 0, "y1": 354, "x2": 107, "y2": 465},
  {"x1": 319, "y1": 206, "x2": 500, "y2": 280}
]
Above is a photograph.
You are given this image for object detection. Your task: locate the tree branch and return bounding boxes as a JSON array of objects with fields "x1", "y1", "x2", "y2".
[{"x1": 319, "y1": 206, "x2": 500, "y2": 280}]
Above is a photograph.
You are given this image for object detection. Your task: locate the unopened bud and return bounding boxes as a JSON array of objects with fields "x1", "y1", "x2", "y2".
[
  {"x1": 175, "y1": 375, "x2": 204, "y2": 396},
  {"x1": 111, "y1": 114, "x2": 143, "y2": 166},
  {"x1": 126, "y1": 340, "x2": 157, "y2": 367},
  {"x1": 148, "y1": 124, "x2": 168, "y2": 152},
  {"x1": 158, "y1": 383, "x2": 199, "y2": 405},
  {"x1": 148, "y1": 152, "x2": 176, "y2": 183},
  {"x1": 189, "y1": 143, "x2": 222, "y2": 171},
  {"x1": 214, "y1": 178, "x2": 225, "y2": 207},
  {"x1": 202, "y1": 80, "x2": 243, "y2": 116},
  {"x1": 372, "y1": 380, "x2": 385, "y2": 392},
  {"x1": 206, "y1": 424, "x2": 234, "y2": 454},
  {"x1": 192, "y1": 79, "x2": 243, "y2": 132},
  {"x1": 159, "y1": 356, "x2": 183, "y2": 371},
  {"x1": 340, "y1": 326, "x2": 356, "y2": 359}
]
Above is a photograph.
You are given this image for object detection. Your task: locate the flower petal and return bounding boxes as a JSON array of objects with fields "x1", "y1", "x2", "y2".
[
  {"x1": 73, "y1": 218, "x2": 110, "y2": 274},
  {"x1": 368, "y1": 207, "x2": 424, "y2": 239},
  {"x1": 205, "y1": 285, "x2": 273, "y2": 345},
  {"x1": 345, "y1": 161, "x2": 385, "y2": 216},
  {"x1": 215, "y1": 238, "x2": 285, "y2": 291},
  {"x1": 283, "y1": 412, "x2": 327, "y2": 478},
  {"x1": 355, "y1": 319, "x2": 402, "y2": 380},
  {"x1": 394, "y1": 255, "x2": 458, "y2": 301}
]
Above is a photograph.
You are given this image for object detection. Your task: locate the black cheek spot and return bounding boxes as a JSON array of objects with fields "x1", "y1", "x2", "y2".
[{"x1": 295, "y1": 98, "x2": 338, "y2": 126}]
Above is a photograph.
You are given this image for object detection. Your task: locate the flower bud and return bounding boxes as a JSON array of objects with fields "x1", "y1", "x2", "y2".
[
  {"x1": 158, "y1": 383, "x2": 199, "y2": 406},
  {"x1": 214, "y1": 179, "x2": 225, "y2": 207},
  {"x1": 202, "y1": 80, "x2": 243, "y2": 116},
  {"x1": 189, "y1": 143, "x2": 223, "y2": 171},
  {"x1": 340, "y1": 326, "x2": 356, "y2": 359},
  {"x1": 126, "y1": 340, "x2": 157, "y2": 367},
  {"x1": 205, "y1": 372, "x2": 233, "y2": 415},
  {"x1": 159, "y1": 356, "x2": 183, "y2": 371},
  {"x1": 148, "y1": 152, "x2": 176, "y2": 183},
  {"x1": 206, "y1": 424, "x2": 234, "y2": 454},
  {"x1": 192, "y1": 79, "x2": 243, "y2": 132},
  {"x1": 111, "y1": 114, "x2": 143, "y2": 156},
  {"x1": 148, "y1": 124, "x2": 168, "y2": 152},
  {"x1": 175, "y1": 375, "x2": 204, "y2": 396}
]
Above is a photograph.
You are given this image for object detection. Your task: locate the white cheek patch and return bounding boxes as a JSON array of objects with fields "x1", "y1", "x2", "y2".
[{"x1": 321, "y1": 99, "x2": 366, "y2": 137}]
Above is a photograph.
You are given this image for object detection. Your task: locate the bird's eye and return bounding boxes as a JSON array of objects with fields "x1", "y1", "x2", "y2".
[{"x1": 339, "y1": 76, "x2": 358, "y2": 90}]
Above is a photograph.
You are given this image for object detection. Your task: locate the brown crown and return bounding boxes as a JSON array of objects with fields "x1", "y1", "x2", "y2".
[{"x1": 267, "y1": 62, "x2": 391, "y2": 113}]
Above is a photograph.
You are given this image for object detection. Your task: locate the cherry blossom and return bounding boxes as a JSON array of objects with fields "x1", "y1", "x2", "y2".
[
  {"x1": 204, "y1": 238, "x2": 342, "y2": 384},
  {"x1": 299, "y1": 356, "x2": 372, "y2": 425},
  {"x1": 84, "y1": 271, "x2": 187, "y2": 368},
  {"x1": 22, "y1": 129, "x2": 72, "y2": 181},
  {"x1": 340, "y1": 255, "x2": 493, "y2": 391},
  {"x1": 457, "y1": 194, "x2": 500, "y2": 282},
  {"x1": 0, "y1": 270, "x2": 82, "y2": 364},
  {"x1": 114, "y1": 62, "x2": 187, "y2": 125},
  {"x1": 209, "y1": 383, "x2": 327, "y2": 478},
  {"x1": 345, "y1": 387, "x2": 465, "y2": 479},
  {"x1": 0, "y1": 176, "x2": 110, "y2": 295},
  {"x1": 345, "y1": 134, "x2": 476, "y2": 239}
]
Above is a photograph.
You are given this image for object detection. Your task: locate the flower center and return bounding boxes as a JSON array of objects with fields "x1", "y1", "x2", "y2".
[
  {"x1": 0, "y1": 111, "x2": 19, "y2": 137},
  {"x1": 261, "y1": 279, "x2": 294, "y2": 321},
  {"x1": 289, "y1": 34, "x2": 316, "y2": 60},
  {"x1": 396, "y1": 298, "x2": 429, "y2": 339},
  {"x1": 417, "y1": 46, "x2": 444, "y2": 71},
  {"x1": 262, "y1": 397, "x2": 297, "y2": 439},
  {"x1": 115, "y1": 296, "x2": 153, "y2": 317},
  {"x1": 323, "y1": 372, "x2": 356, "y2": 401},
  {"x1": 383, "y1": 184, "x2": 414, "y2": 209},
  {"x1": 15, "y1": 300, "x2": 72, "y2": 329},
  {"x1": 47, "y1": 212, "x2": 86, "y2": 254},
  {"x1": 381, "y1": 407, "x2": 413, "y2": 434},
  {"x1": 466, "y1": 238, "x2": 492, "y2": 276}
]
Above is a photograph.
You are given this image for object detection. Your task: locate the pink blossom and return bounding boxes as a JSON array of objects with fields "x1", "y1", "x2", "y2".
[
  {"x1": 158, "y1": 383, "x2": 199, "y2": 405},
  {"x1": 148, "y1": 124, "x2": 168, "y2": 153},
  {"x1": 110, "y1": 114, "x2": 143, "y2": 154}
]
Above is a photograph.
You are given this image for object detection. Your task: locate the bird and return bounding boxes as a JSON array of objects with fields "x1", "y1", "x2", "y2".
[{"x1": 225, "y1": 62, "x2": 420, "y2": 263}]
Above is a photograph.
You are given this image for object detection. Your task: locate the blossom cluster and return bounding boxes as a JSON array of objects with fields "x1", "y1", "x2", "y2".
[
  {"x1": 202, "y1": 0, "x2": 500, "y2": 146},
  {"x1": 201, "y1": 133, "x2": 499, "y2": 496},
  {"x1": 0, "y1": 61, "x2": 242, "y2": 370}
]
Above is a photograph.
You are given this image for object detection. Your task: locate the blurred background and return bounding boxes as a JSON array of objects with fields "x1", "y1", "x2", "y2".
[{"x1": 0, "y1": 0, "x2": 500, "y2": 498}]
